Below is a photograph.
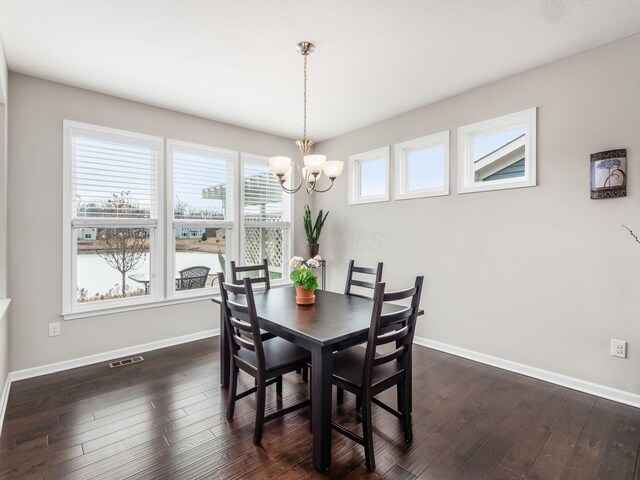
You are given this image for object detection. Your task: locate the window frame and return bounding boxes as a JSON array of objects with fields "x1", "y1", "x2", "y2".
[
  {"x1": 348, "y1": 146, "x2": 390, "y2": 205},
  {"x1": 240, "y1": 153, "x2": 293, "y2": 286},
  {"x1": 457, "y1": 108, "x2": 537, "y2": 194},
  {"x1": 62, "y1": 122, "x2": 295, "y2": 320},
  {"x1": 166, "y1": 139, "x2": 238, "y2": 300},
  {"x1": 62, "y1": 120, "x2": 165, "y2": 317},
  {"x1": 393, "y1": 131, "x2": 450, "y2": 200}
]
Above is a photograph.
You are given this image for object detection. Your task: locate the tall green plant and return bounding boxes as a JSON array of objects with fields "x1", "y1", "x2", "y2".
[{"x1": 303, "y1": 205, "x2": 329, "y2": 244}]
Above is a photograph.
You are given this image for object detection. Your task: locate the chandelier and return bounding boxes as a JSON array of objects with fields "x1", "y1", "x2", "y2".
[{"x1": 269, "y1": 42, "x2": 344, "y2": 194}]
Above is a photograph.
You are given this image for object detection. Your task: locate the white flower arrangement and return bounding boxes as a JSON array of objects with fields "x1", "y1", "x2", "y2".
[{"x1": 289, "y1": 255, "x2": 323, "y2": 290}]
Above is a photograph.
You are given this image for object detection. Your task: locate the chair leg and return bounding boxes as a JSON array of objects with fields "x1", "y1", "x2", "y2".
[
  {"x1": 356, "y1": 395, "x2": 362, "y2": 410},
  {"x1": 362, "y1": 396, "x2": 375, "y2": 471},
  {"x1": 302, "y1": 366, "x2": 308, "y2": 382},
  {"x1": 337, "y1": 387, "x2": 344, "y2": 405},
  {"x1": 276, "y1": 375, "x2": 283, "y2": 396},
  {"x1": 226, "y1": 365, "x2": 239, "y2": 420},
  {"x1": 399, "y1": 381, "x2": 413, "y2": 442},
  {"x1": 253, "y1": 377, "x2": 266, "y2": 445}
]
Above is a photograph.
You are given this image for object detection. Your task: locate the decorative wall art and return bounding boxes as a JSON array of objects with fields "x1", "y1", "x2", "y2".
[{"x1": 590, "y1": 149, "x2": 627, "y2": 199}]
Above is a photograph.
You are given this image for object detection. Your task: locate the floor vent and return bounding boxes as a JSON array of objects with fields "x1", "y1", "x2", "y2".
[{"x1": 109, "y1": 355, "x2": 144, "y2": 368}]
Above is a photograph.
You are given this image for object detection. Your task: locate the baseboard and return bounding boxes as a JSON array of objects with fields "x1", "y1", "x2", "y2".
[
  {"x1": 9, "y1": 328, "x2": 220, "y2": 382},
  {"x1": 0, "y1": 374, "x2": 11, "y2": 435},
  {"x1": 414, "y1": 336, "x2": 640, "y2": 408}
]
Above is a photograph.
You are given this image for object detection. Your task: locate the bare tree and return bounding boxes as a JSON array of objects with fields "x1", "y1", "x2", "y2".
[{"x1": 96, "y1": 192, "x2": 148, "y2": 297}]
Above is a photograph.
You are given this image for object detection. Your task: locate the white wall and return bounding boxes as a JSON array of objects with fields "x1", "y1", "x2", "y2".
[
  {"x1": 7, "y1": 73, "x2": 303, "y2": 371},
  {"x1": 0, "y1": 33, "x2": 6, "y2": 104},
  {"x1": 314, "y1": 33, "x2": 640, "y2": 395},
  {"x1": 0, "y1": 32, "x2": 8, "y2": 406}
]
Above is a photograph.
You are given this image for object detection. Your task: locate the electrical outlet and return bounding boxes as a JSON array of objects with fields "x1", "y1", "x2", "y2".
[
  {"x1": 611, "y1": 339, "x2": 626, "y2": 358},
  {"x1": 49, "y1": 322, "x2": 60, "y2": 337}
]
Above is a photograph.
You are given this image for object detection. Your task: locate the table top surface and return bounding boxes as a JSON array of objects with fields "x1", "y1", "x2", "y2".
[{"x1": 213, "y1": 286, "x2": 423, "y2": 348}]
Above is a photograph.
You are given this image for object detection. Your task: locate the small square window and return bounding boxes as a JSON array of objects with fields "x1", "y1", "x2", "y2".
[
  {"x1": 458, "y1": 108, "x2": 537, "y2": 194},
  {"x1": 394, "y1": 131, "x2": 449, "y2": 200},
  {"x1": 348, "y1": 147, "x2": 390, "y2": 205}
]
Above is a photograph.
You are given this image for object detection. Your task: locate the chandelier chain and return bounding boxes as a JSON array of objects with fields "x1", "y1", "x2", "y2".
[{"x1": 303, "y1": 53, "x2": 307, "y2": 140}]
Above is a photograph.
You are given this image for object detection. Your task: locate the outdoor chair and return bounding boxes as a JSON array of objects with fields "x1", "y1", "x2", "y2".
[{"x1": 176, "y1": 266, "x2": 210, "y2": 290}]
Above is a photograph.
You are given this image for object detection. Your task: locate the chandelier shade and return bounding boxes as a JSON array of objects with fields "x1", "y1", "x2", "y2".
[
  {"x1": 268, "y1": 156, "x2": 292, "y2": 175},
  {"x1": 303, "y1": 154, "x2": 327, "y2": 174},
  {"x1": 324, "y1": 160, "x2": 344, "y2": 179}
]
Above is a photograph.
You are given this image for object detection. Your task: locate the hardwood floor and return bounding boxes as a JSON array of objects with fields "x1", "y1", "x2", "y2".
[{"x1": 1, "y1": 337, "x2": 638, "y2": 479}]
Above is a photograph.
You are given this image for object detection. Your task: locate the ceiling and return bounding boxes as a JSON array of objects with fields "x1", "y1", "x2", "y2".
[{"x1": 1, "y1": 1, "x2": 639, "y2": 141}]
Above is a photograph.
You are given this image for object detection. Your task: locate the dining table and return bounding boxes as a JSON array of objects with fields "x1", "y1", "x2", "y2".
[{"x1": 212, "y1": 286, "x2": 424, "y2": 472}]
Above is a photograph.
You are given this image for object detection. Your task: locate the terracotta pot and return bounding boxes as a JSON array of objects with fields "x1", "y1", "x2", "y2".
[
  {"x1": 295, "y1": 286, "x2": 316, "y2": 305},
  {"x1": 307, "y1": 243, "x2": 319, "y2": 258}
]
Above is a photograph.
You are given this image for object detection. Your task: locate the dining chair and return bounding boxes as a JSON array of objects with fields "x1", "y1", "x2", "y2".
[
  {"x1": 176, "y1": 265, "x2": 210, "y2": 290},
  {"x1": 218, "y1": 272, "x2": 312, "y2": 445},
  {"x1": 337, "y1": 259, "x2": 384, "y2": 403},
  {"x1": 228, "y1": 259, "x2": 279, "y2": 338},
  {"x1": 230, "y1": 259, "x2": 271, "y2": 289},
  {"x1": 331, "y1": 276, "x2": 424, "y2": 471},
  {"x1": 344, "y1": 260, "x2": 384, "y2": 299}
]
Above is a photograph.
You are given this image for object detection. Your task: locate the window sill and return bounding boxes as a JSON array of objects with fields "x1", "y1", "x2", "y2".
[{"x1": 62, "y1": 281, "x2": 292, "y2": 321}]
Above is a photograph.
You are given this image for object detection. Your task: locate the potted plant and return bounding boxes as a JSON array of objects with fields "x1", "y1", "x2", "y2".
[
  {"x1": 304, "y1": 205, "x2": 329, "y2": 258},
  {"x1": 289, "y1": 255, "x2": 322, "y2": 305}
]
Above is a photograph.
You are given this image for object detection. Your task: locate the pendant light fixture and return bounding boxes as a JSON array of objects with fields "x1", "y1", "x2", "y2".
[{"x1": 269, "y1": 42, "x2": 344, "y2": 194}]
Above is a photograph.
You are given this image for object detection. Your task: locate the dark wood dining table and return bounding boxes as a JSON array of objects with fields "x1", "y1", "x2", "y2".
[{"x1": 212, "y1": 286, "x2": 423, "y2": 472}]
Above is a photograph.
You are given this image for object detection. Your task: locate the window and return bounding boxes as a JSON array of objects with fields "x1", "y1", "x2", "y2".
[
  {"x1": 63, "y1": 122, "x2": 293, "y2": 318},
  {"x1": 241, "y1": 154, "x2": 291, "y2": 282},
  {"x1": 167, "y1": 140, "x2": 236, "y2": 296},
  {"x1": 348, "y1": 146, "x2": 390, "y2": 204},
  {"x1": 458, "y1": 108, "x2": 537, "y2": 193},
  {"x1": 394, "y1": 131, "x2": 449, "y2": 200},
  {"x1": 63, "y1": 121, "x2": 163, "y2": 314}
]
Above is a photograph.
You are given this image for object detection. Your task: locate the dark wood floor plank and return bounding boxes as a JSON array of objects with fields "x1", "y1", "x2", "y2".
[
  {"x1": 570, "y1": 397, "x2": 619, "y2": 465},
  {"x1": 456, "y1": 380, "x2": 554, "y2": 478},
  {"x1": 526, "y1": 430, "x2": 576, "y2": 479},
  {"x1": 418, "y1": 377, "x2": 538, "y2": 479},
  {"x1": 490, "y1": 464, "x2": 526, "y2": 479},
  {"x1": 1, "y1": 336, "x2": 638, "y2": 480},
  {"x1": 554, "y1": 391, "x2": 596, "y2": 438},
  {"x1": 500, "y1": 386, "x2": 574, "y2": 475},
  {"x1": 598, "y1": 404, "x2": 640, "y2": 480},
  {"x1": 560, "y1": 454, "x2": 600, "y2": 480}
]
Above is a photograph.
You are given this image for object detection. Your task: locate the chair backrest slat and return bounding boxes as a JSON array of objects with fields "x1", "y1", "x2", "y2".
[
  {"x1": 344, "y1": 260, "x2": 383, "y2": 298},
  {"x1": 376, "y1": 324, "x2": 409, "y2": 346},
  {"x1": 228, "y1": 315, "x2": 252, "y2": 333},
  {"x1": 350, "y1": 279, "x2": 376, "y2": 289},
  {"x1": 352, "y1": 265, "x2": 379, "y2": 275},
  {"x1": 362, "y1": 276, "x2": 424, "y2": 388},
  {"x1": 226, "y1": 299, "x2": 250, "y2": 315},
  {"x1": 379, "y1": 307, "x2": 413, "y2": 326},
  {"x1": 230, "y1": 259, "x2": 271, "y2": 290},
  {"x1": 233, "y1": 333, "x2": 256, "y2": 351},
  {"x1": 383, "y1": 287, "x2": 418, "y2": 302},
  {"x1": 373, "y1": 346, "x2": 404, "y2": 365},
  {"x1": 217, "y1": 272, "x2": 266, "y2": 369}
]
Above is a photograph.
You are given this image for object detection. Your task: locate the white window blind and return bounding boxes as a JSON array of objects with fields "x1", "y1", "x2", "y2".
[
  {"x1": 172, "y1": 143, "x2": 236, "y2": 222},
  {"x1": 69, "y1": 126, "x2": 161, "y2": 221},
  {"x1": 242, "y1": 154, "x2": 290, "y2": 223}
]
